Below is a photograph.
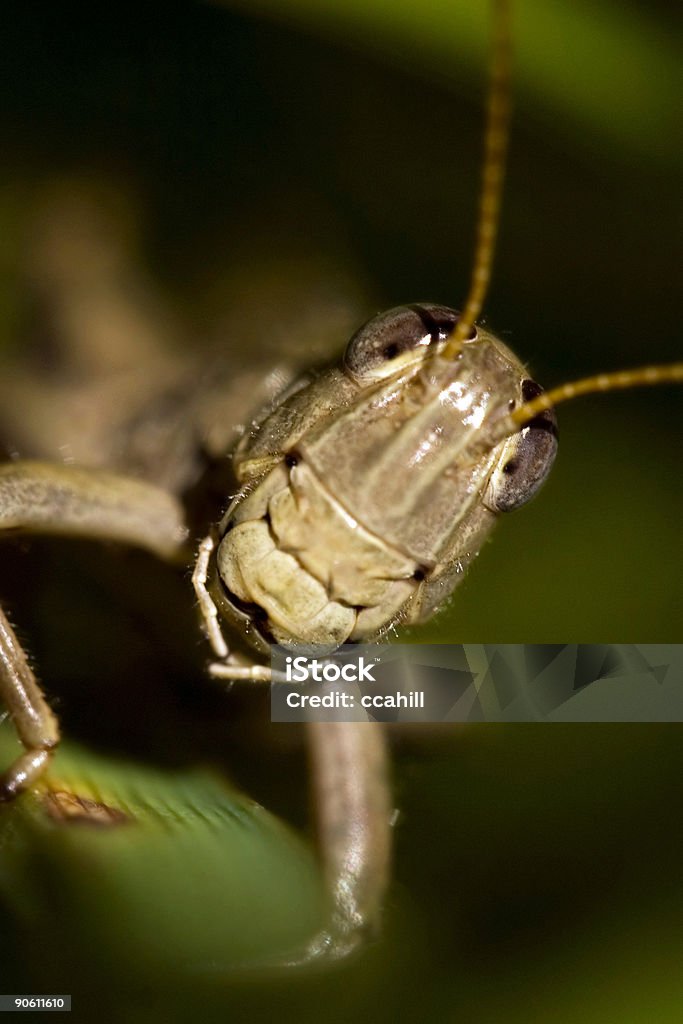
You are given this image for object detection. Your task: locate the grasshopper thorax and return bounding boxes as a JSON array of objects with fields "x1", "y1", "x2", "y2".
[{"x1": 210, "y1": 305, "x2": 557, "y2": 652}]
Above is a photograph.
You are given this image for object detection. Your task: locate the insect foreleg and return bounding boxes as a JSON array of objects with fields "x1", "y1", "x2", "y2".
[
  {"x1": 0, "y1": 460, "x2": 190, "y2": 797},
  {"x1": 192, "y1": 533, "x2": 274, "y2": 681},
  {"x1": 193, "y1": 535, "x2": 229, "y2": 659},
  {"x1": 0, "y1": 606, "x2": 59, "y2": 800},
  {"x1": 208, "y1": 663, "x2": 274, "y2": 682},
  {"x1": 0, "y1": 461, "x2": 189, "y2": 561}
]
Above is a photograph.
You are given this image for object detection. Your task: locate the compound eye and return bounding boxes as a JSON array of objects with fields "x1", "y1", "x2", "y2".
[
  {"x1": 485, "y1": 379, "x2": 559, "y2": 513},
  {"x1": 343, "y1": 303, "x2": 465, "y2": 382}
]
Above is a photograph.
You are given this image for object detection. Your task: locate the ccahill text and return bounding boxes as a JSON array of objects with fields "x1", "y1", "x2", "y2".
[{"x1": 285, "y1": 690, "x2": 425, "y2": 709}]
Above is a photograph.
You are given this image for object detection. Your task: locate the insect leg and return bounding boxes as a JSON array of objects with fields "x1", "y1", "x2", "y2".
[
  {"x1": 192, "y1": 534, "x2": 275, "y2": 682},
  {"x1": 0, "y1": 461, "x2": 189, "y2": 561},
  {"x1": 0, "y1": 606, "x2": 59, "y2": 800},
  {"x1": 192, "y1": 534, "x2": 229, "y2": 658},
  {"x1": 297, "y1": 721, "x2": 392, "y2": 961},
  {"x1": 0, "y1": 460, "x2": 190, "y2": 797},
  {"x1": 207, "y1": 662, "x2": 274, "y2": 682}
]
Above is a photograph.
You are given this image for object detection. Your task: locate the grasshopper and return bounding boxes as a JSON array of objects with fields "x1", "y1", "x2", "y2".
[{"x1": 0, "y1": 0, "x2": 680, "y2": 963}]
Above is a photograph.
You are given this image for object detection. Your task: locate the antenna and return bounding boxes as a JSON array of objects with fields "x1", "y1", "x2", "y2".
[
  {"x1": 443, "y1": 0, "x2": 512, "y2": 359},
  {"x1": 490, "y1": 362, "x2": 683, "y2": 444},
  {"x1": 440, "y1": 1, "x2": 682, "y2": 439}
]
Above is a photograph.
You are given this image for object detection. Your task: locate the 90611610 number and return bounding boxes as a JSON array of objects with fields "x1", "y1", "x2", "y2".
[{"x1": 0, "y1": 995, "x2": 70, "y2": 1012}]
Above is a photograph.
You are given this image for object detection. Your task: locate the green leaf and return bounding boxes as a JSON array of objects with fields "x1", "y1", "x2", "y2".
[{"x1": 0, "y1": 729, "x2": 326, "y2": 986}]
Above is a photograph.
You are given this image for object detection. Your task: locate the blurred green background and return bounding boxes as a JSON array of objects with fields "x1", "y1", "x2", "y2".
[{"x1": 0, "y1": 1, "x2": 681, "y2": 1021}]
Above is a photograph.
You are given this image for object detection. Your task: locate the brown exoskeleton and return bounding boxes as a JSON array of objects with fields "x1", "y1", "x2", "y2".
[{"x1": 1, "y1": 0, "x2": 681, "y2": 963}]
